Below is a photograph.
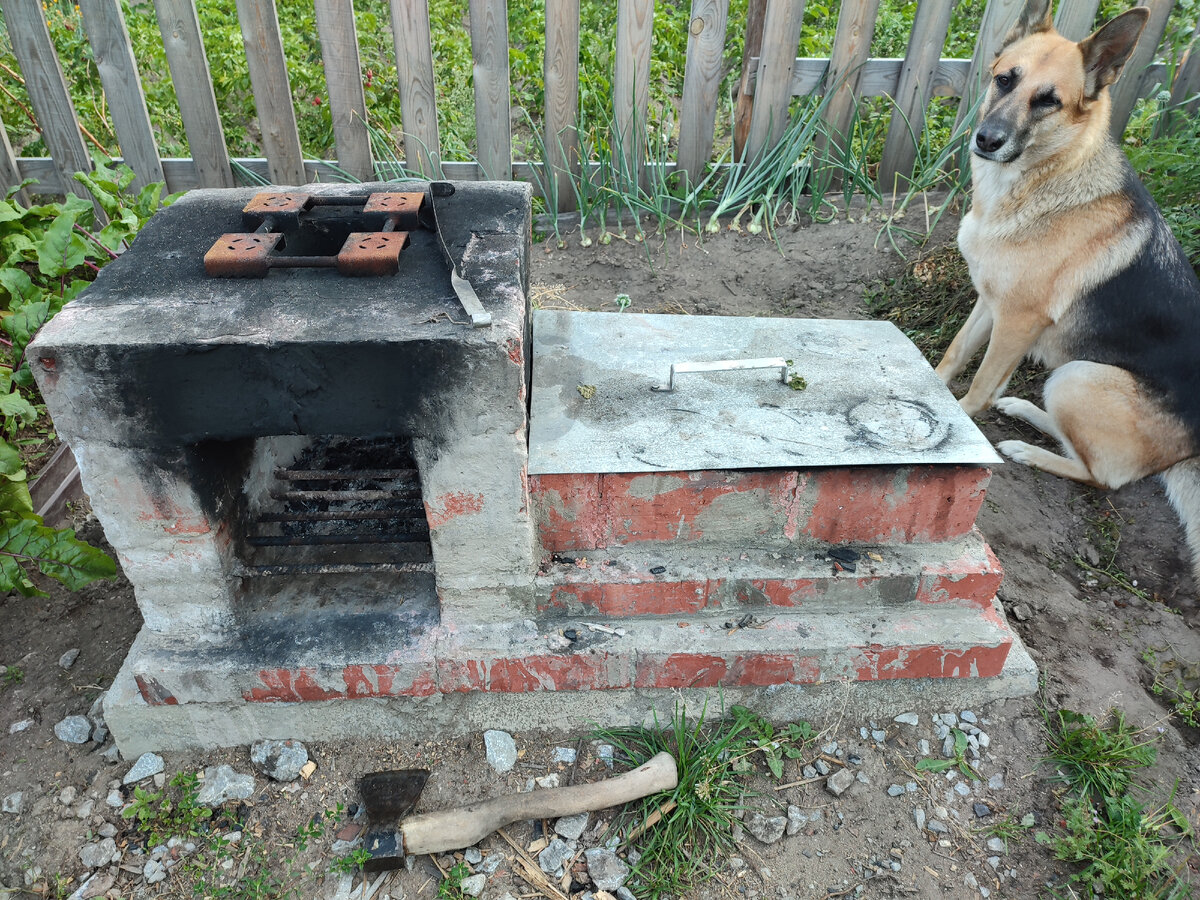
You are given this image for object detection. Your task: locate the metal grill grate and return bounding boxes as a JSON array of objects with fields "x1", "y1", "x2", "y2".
[{"x1": 238, "y1": 437, "x2": 433, "y2": 577}]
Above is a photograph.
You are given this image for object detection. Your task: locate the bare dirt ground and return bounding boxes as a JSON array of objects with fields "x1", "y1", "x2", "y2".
[{"x1": 1, "y1": 207, "x2": 1198, "y2": 900}]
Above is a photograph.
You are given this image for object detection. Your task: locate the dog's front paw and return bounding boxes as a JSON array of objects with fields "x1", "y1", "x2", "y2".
[
  {"x1": 997, "y1": 440, "x2": 1036, "y2": 465},
  {"x1": 994, "y1": 396, "x2": 1037, "y2": 419}
]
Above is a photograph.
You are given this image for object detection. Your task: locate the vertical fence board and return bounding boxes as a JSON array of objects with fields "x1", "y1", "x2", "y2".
[
  {"x1": 1054, "y1": 0, "x2": 1101, "y2": 40},
  {"x1": 153, "y1": 0, "x2": 234, "y2": 188},
  {"x1": 819, "y1": 0, "x2": 882, "y2": 166},
  {"x1": 79, "y1": 0, "x2": 165, "y2": 192},
  {"x1": 1109, "y1": 0, "x2": 1173, "y2": 136},
  {"x1": 0, "y1": 0, "x2": 93, "y2": 201},
  {"x1": 676, "y1": 0, "x2": 730, "y2": 181},
  {"x1": 877, "y1": 0, "x2": 956, "y2": 191},
  {"x1": 390, "y1": 0, "x2": 441, "y2": 177},
  {"x1": 0, "y1": 122, "x2": 28, "y2": 204},
  {"x1": 746, "y1": 0, "x2": 807, "y2": 161},
  {"x1": 614, "y1": 0, "x2": 655, "y2": 181},
  {"x1": 470, "y1": 0, "x2": 512, "y2": 179},
  {"x1": 544, "y1": 0, "x2": 580, "y2": 211},
  {"x1": 314, "y1": 0, "x2": 373, "y2": 181},
  {"x1": 236, "y1": 0, "x2": 306, "y2": 185},
  {"x1": 733, "y1": 0, "x2": 768, "y2": 161},
  {"x1": 1168, "y1": 23, "x2": 1200, "y2": 118},
  {"x1": 953, "y1": 0, "x2": 1023, "y2": 133}
]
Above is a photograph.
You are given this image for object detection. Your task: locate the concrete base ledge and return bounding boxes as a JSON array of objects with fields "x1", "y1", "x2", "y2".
[{"x1": 104, "y1": 625, "x2": 1038, "y2": 757}]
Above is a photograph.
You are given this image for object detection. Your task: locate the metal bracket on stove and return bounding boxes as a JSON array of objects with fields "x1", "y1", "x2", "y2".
[{"x1": 428, "y1": 182, "x2": 491, "y2": 328}]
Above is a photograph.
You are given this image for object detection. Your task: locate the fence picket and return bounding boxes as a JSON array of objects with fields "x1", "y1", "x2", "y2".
[
  {"x1": 389, "y1": 0, "x2": 441, "y2": 177},
  {"x1": 470, "y1": 0, "x2": 513, "y2": 180},
  {"x1": 544, "y1": 0, "x2": 580, "y2": 211},
  {"x1": 235, "y1": 0, "x2": 306, "y2": 185},
  {"x1": 953, "y1": 0, "x2": 1024, "y2": 133},
  {"x1": 0, "y1": 0, "x2": 94, "y2": 202},
  {"x1": 78, "y1": 0, "x2": 165, "y2": 193},
  {"x1": 153, "y1": 0, "x2": 234, "y2": 188},
  {"x1": 1109, "y1": 0, "x2": 1174, "y2": 136},
  {"x1": 1054, "y1": 0, "x2": 1100, "y2": 40},
  {"x1": 877, "y1": 0, "x2": 956, "y2": 192},
  {"x1": 819, "y1": 0, "x2": 882, "y2": 180},
  {"x1": 0, "y1": 124, "x2": 27, "y2": 204},
  {"x1": 746, "y1": 0, "x2": 808, "y2": 161},
  {"x1": 1168, "y1": 24, "x2": 1200, "y2": 119},
  {"x1": 614, "y1": 0, "x2": 655, "y2": 182},
  {"x1": 315, "y1": 0, "x2": 373, "y2": 182},
  {"x1": 733, "y1": 0, "x2": 768, "y2": 161},
  {"x1": 677, "y1": 0, "x2": 730, "y2": 182}
]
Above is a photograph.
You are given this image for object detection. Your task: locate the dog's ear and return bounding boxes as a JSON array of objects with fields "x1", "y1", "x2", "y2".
[
  {"x1": 1079, "y1": 7, "x2": 1149, "y2": 98},
  {"x1": 1000, "y1": 0, "x2": 1055, "y2": 50}
]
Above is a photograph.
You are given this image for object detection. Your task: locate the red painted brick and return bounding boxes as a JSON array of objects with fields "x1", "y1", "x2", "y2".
[
  {"x1": 540, "y1": 582, "x2": 605, "y2": 613},
  {"x1": 438, "y1": 658, "x2": 488, "y2": 693},
  {"x1": 530, "y1": 474, "x2": 604, "y2": 551},
  {"x1": 917, "y1": 544, "x2": 1004, "y2": 610},
  {"x1": 853, "y1": 641, "x2": 1010, "y2": 680},
  {"x1": 635, "y1": 653, "x2": 728, "y2": 688},
  {"x1": 731, "y1": 653, "x2": 821, "y2": 686},
  {"x1": 599, "y1": 581, "x2": 711, "y2": 616},
  {"x1": 604, "y1": 471, "x2": 791, "y2": 545},
  {"x1": 244, "y1": 668, "x2": 342, "y2": 702},
  {"x1": 135, "y1": 675, "x2": 179, "y2": 706},
  {"x1": 749, "y1": 579, "x2": 822, "y2": 608},
  {"x1": 425, "y1": 492, "x2": 484, "y2": 530},
  {"x1": 488, "y1": 653, "x2": 625, "y2": 692},
  {"x1": 806, "y1": 466, "x2": 990, "y2": 544}
]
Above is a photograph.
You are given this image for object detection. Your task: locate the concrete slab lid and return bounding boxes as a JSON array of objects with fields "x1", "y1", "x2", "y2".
[{"x1": 528, "y1": 310, "x2": 1002, "y2": 474}]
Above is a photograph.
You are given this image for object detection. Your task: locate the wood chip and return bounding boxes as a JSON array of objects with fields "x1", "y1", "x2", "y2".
[
  {"x1": 496, "y1": 828, "x2": 571, "y2": 900},
  {"x1": 924, "y1": 866, "x2": 939, "y2": 878},
  {"x1": 299, "y1": 760, "x2": 317, "y2": 779}
]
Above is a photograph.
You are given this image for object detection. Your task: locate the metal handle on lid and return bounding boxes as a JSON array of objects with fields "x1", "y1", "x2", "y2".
[{"x1": 650, "y1": 357, "x2": 789, "y2": 392}]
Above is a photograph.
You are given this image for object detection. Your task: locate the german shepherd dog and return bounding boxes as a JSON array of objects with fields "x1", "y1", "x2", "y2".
[{"x1": 936, "y1": 0, "x2": 1200, "y2": 583}]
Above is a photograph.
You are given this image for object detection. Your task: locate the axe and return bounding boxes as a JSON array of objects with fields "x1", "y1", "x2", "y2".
[{"x1": 357, "y1": 751, "x2": 678, "y2": 871}]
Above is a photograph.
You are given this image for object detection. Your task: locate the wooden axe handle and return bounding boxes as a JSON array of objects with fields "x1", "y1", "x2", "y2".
[{"x1": 401, "y1": 751, "x2": 678, "y2": 856}]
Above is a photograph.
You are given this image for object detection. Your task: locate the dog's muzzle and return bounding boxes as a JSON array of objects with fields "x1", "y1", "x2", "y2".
[{"x1": 972, "y1": 122, "x2": 1021, "y2": 162}]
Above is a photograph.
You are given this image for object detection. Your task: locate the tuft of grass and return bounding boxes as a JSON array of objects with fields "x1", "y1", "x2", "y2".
[
  {"x1": 1040, "y1": 707, "x2": 1193, "y2": 899},
  {"x1": 592, "y1": 700, "x2": 756, "y2": 900},
  {"x1": 1, "y1": 664, "x2": 24, "y2": 687},
  {"x1": 1142, "y1": 646, "x2": 1200, "y2": 729}
]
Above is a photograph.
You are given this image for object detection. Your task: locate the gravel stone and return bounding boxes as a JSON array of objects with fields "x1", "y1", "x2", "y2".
[
  {"x1": 463, "y1": 848, "x2": 482, "y2": 865},
  {"x1": 917, "y1": 739, "x2": 931, "y2": 756},
  {"x1": 786, "y1": 805, "x2": 806, "y2": 836},
  {"x1": 893, "y1": 713, "x2": 919, "y2": 727},
  {"x1": 913, "y1": 808, "x2": 926, "y2": 831},
  {"x1": 250, "y1": 740, "x2": 308, "y2": 782},
  {"x1": 978, "y1": 732, "x2": 991, "y2": 749},
  {"x1": 987, "y1": 856, "x2": 1001, "y2": 870},
  {"x1": 539, "y1": 838, "x2": 572, "y2": 874},
  {"x1": 826, "y1": 768, "x2": 855, "y2": 797},
  {"x1": 954, "y1": 782, "x2": 971, "y2": 797},
  {"x1": 9, "y1": 719, "x2": 33, "y2": 734},
  {"x1": 2, "y1": 792, "x2": 22, "y2": 814},
  {"x1": 58, "y1": 785, "x2": 76, "y2": 804},
  {"x1": 870, "y1": 730, "x2": 886, "y2": 742},
  {"x1": 905, "y1": 782, "x2": 918, "y2": 793},
  {"x1": 460, "y1": 874, "x2": 487, "y2": 897},
  {"x1": 58, "y1": 648, "x2": 80, "y2": 669},
  {"x1": 196, "y1": 765, "x2": 255, "y2": 807},
  {"x1": 98, "y1": 823, "x2": 118, "y2": 839},
  {"x1": 986, "y1": 837, "x2": 1006, "y2": 853},
  {"x1": 552, "y1": 747, "x2": 577, "y2": 764},
  {"x1": 484, "y1": 730, "x2": 518, "y2": 774},
  {"x1": 814, "y1": 759, "x2": 831, "y2": 776},
  {"x1": 960, "y1": 710, "x2": 978, "y2": 724},
  {"x1": 144, "y1": 859, "x2": 167, "y2": 884},
  {"x1": 745, "y1": 812, "x2": 787, "y2": 844},
  {"x1": 555, "y1": 812, "x2": 589, "y2": 841},
  {"x1": 105, "y1": 790, "x2": 123, "y2": 808},
  {"x1": 123, "y1": 753, "x2": 165, "y2": 785},
  {"x1": 802, "y1": 765, "x2": 817, "y2": 778},
  {"x1": 942, "y1": 736, "x2": 956, "y2": 758},
  {"x1": 74, "y1": 799, "x2": 94, "y2": 819},
  {"x1": 79, "y1": 838, "x2": 116, "y2": 869},
  {"x1": 594, "y1": 743, "x2": 614, "y2": 768},
  {"x1": 886, "y1": 784, "x2": 905, "y2": 797},
  {"x1": 585, "y1": 848, "x2": 630, "y2": 891},
  {"x1": 973, "y1": 803, "x2": 992, "y2": 818},
  {"x1": 821, "y1": 741, "x2": 839, "y2": 755},
  {"x1": 616, "y1": 888, "x2": 636, "y2": 900},
  {"x1": 55, "y1": 716, "x2": 91, "y2": 744},
  {"x1": 926, "y1": 820, "x2": 949, "y2": 834},
  {"x1": 855, "y1": 772, "x2": 870, "y2": 785}
]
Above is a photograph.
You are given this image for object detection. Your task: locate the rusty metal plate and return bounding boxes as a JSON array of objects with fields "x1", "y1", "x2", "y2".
[
  {"x1": 204, "y1": 232, "x2": 283, "y2": 278},
  {"x1": 363, "y1": 192, "x2": 424, "y2": 216},
  {"x1": 336, "y1": 232, "x2": 410, "y2": 276},
  {"x1": 243, "y1": 192, "x2": 310, "y2": 216}
]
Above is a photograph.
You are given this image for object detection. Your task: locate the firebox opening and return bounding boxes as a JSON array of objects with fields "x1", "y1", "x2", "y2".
[{"x1": 232, "y1": 435, "x2": 438, "y2": 628}]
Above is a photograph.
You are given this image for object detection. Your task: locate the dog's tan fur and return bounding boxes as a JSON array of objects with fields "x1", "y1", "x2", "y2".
[{"x1": 939, "y1": 0, "x2": 1200, "y2": 581}]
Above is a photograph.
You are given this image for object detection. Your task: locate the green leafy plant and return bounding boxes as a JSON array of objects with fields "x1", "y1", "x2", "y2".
[
  {"x1": 1, "y1": 664, "x2": 22, "y2": 686},
  {"x1": 916, "y1": 728, "x2": 978, "y2": 779},
  {"x1": 730, "y1": 705, "x2": 814, "y2": 778},
  {"x1": 437, "y1": 860, "x2": 472, "y2": 900},
  {"x1": 121, "y1": 773, "x2": 213, "y2": 847},
  {"x1": 1142, "y1": 647, "x2": 1200, "y2": 728},
  {"x1": 0, "y1": 157, "x2": 177, "y2": 597},
  {"x1": 1041, "y1": 707, "x2": 1192, "y2": 899}
]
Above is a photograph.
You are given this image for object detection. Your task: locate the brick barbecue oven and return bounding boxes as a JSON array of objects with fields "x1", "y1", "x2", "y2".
[{"x1": 29, "y1": 181, "x2": 1035, "y2": 755}]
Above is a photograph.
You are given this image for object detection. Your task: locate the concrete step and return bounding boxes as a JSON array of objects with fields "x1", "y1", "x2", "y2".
[
  {"x1": 530, "y1": 464, "x2": 991, "y2": 553},
  {"x1": 535, "y1": 530, "x2": 1002, "y2": 618},
  {"x1": 121, "y1": 594, "x2": 1015, "y2": 709}
]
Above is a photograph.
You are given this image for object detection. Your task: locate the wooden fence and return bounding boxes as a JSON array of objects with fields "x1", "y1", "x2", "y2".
[{"x1": 1, "y1": 0, "x2": 1197, "y2": 213}]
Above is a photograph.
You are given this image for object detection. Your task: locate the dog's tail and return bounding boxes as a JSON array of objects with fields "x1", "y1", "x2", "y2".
[{"x1": 1161, "y1": 457, "x2": 1200, "y2": 583}]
